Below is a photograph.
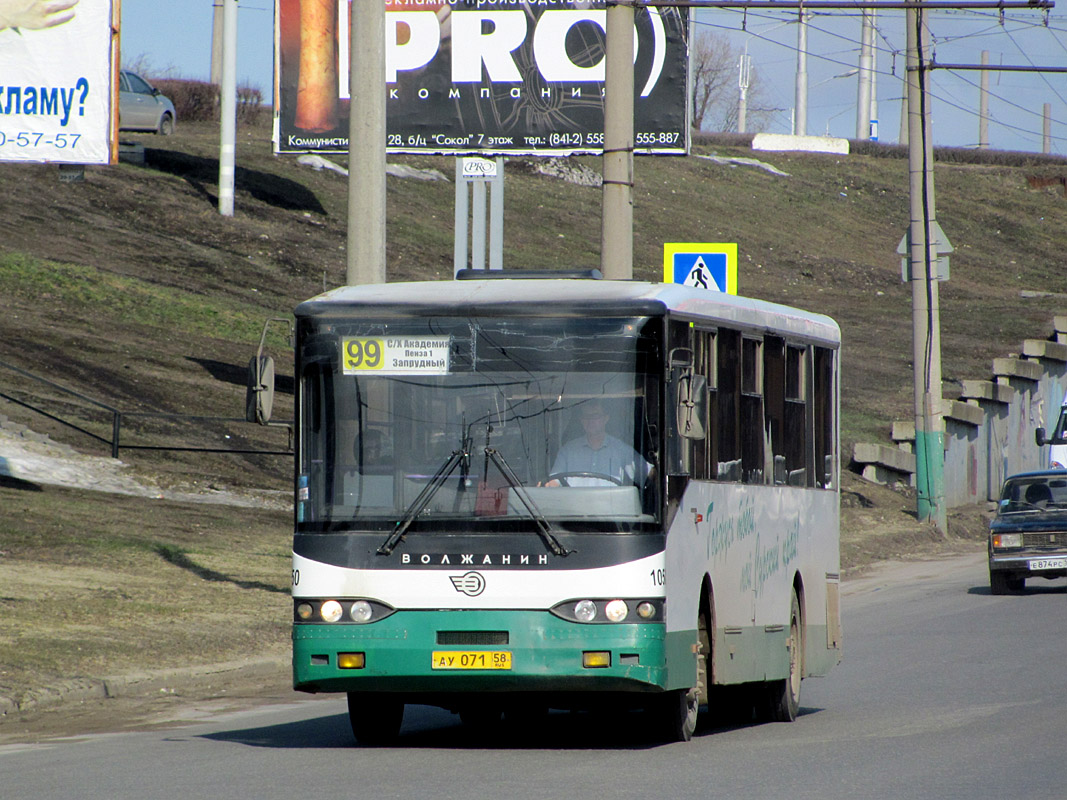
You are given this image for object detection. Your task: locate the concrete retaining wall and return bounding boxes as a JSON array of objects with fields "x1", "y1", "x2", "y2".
[{"x1": 852, "y1": 315, "x2": 1067, "y2": 506}]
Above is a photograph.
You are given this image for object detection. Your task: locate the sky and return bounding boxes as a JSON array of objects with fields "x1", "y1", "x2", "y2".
[{"x1": 120, "y1": 1, "x2": 1067, "y2": 154}]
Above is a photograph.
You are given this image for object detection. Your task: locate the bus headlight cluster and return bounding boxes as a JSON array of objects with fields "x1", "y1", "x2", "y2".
[
  {"x1": 294, "y1": 598, "x2": 395, "y2": 624},
  {"x1": 551, "y1": 598, "x2": 664, "y2": 624}
]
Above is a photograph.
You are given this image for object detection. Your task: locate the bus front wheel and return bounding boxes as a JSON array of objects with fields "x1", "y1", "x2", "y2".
[
  {"x1": 653, "y1": 613, "x2": 707, "y2": 742},
  {"x1": 347, "y1": 692, "x2": 404, "y2": 746},
  {"x1": 654, "y1": 686, "x2": 699, "y2": 743}
]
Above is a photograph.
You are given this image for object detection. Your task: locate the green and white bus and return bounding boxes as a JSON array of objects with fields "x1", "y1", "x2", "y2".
[{"x1": 255, "y1": 273, "x2": 842, "y2": 744}]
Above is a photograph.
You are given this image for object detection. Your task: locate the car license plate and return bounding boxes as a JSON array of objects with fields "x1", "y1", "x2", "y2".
[
  {"x1": 1028, "y1": 557, "x2": 1067, "y2": 571},
  {"x1": 431, "y1": 651, "x2": 512, "y2": 670}
]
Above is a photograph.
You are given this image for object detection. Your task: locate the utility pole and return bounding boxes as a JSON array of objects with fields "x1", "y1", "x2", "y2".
[
  {"x1": 856, "y1": 10, "x2": 873, "y2": 139},
  {"x1": 601, "y1": 0, "x2": 635, "y2": 280},
  {"x1": 978, "y1": 50, "x2": 989, "y2": 149},
  {"x1": 347, "y1": 0, "x2": 387, "y2": 285},
  {"x1": 738, "y1": 46, "x2": 751, "y2": 133},
  {"x1": 899, "y1": 83, "x2": 908, "y2": 145},
  {"x1": 1043, "y1": 102, "x2": 1052, "y2": 154},
  {"x1": 906, "y1": 7, "x2": 946, "y2": 533},
  {"x1": 211, "y1": 2, "x2": 224, "y2": 85},
  {"x1": 869, "y1": 27, "x2": 878, "y2": 141},
  {"x1": 794, "y1": 6, "x2": 809, "y2": 135},
  {"x1": 218, "y1": 0, "x2": 237, "y2": 217}
]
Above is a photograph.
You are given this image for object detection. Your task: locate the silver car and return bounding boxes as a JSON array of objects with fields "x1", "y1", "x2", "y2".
[{"x1": 119, "y1": 70, "x2": 176, "y2": 135}]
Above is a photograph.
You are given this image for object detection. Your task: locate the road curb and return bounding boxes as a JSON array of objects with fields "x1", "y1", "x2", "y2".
[{"x1": 0, "y1": 655, "x2": 290, "y2": 721}]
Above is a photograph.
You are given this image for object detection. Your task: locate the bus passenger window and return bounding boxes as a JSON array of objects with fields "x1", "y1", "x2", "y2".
[{"x1": 740, "y1": 337, "x2": 764, "y2": 483}]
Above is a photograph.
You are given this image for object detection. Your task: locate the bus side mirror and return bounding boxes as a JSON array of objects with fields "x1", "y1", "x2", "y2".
[
  {"x1": 1036, "y1": 427, "x2": 1047, "y2": 447},
  {"x1": 245, "y1": 316, "x2": 293, "y2": 425},
  {"x1": 677, "y1": 372, "x2": 707, "y2": 441},
  {"x1": 246, "y1": 354, "x2": 275, "y2": 424}
]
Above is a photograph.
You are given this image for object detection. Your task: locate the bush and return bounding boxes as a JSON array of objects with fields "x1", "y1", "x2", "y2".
[{"x1": 149, "y1": 78, "x2": 264, "y2": 126}]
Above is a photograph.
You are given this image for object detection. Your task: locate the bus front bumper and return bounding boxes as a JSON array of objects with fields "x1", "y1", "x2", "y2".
[{"x1": 292, "y1": 609, "x2": 674, "y2": 696}]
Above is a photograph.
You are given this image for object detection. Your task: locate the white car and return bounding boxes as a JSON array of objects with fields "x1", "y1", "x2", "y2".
[{"x1": 118, "y1": 70, "x2": 176, "y2": 135}]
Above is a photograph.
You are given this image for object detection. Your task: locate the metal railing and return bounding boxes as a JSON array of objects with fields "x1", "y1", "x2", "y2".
[{"x1": 0, "y1": 357, "x2": 292, "y2": 459}]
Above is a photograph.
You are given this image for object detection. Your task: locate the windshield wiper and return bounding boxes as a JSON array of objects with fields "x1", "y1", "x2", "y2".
[
  {"x1": 378, "y1": 444, "x2": 470, "y2": 556},
  {"x1": 377, "y1": 431, "x2": 571, "y2": 558},
  {"x1": 484, "y1": 446, "x2": 570, "y2": 557}
]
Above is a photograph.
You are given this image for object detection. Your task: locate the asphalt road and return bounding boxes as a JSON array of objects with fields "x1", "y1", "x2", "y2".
[{"x1": 3, "y1": 552, "x2": 1064, "y2": 800}]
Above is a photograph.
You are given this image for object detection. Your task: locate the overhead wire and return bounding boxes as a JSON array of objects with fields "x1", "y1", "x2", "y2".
[{"x1": 691, "y1": 8, "x2": 1066, "y2": 147}]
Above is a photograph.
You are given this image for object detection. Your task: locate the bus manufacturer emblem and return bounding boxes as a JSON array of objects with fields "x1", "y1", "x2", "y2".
[{"x1": 449, "y1": 572, "x2": 486, "y2": 597}]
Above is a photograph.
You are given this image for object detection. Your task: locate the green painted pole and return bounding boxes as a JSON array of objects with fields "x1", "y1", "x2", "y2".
[{"x1": 906, "y1": 8, "x2": 947, "y2": 533}]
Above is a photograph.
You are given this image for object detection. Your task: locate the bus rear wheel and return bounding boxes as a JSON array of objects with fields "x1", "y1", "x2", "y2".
[
  {"x1": 758, "y1": 589, "x2": 802, "y2": 723},
  {"x1": 347, "y1": 693, "x2": 404, "y2": 746}
]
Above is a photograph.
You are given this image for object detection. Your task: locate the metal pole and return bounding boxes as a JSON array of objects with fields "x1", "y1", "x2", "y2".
[
  {"x1": 869, "y1": 19, "x2": 878, "y2": 141},
  {"x1": 906, "y1": 7, "x2": 946, "y2": 533},
  {"x1": 856, "y1": 10, "x2": 873, "y2": 139},
  {"x1": 978, "y1": 51, "x2": 989, "y2": 149},
  {"x1": 1043, "y1": 102, "x2": 1052, "y2": 154},
  {"x1": 737, "y1": 48, "x2": 750, "y2": 133},
  {"x1": 601, "y1": 0, "x2": 634, "y2": 280},
  {"x1": 490, "y1": 158, "x2": 504, "y2": 270},
  {"x1": 218, "y1": 0, "x2": 237, "y2": 217},
  {"x1": 794, "y1": 6, "x2": 808, "y2": 136},
  {"x1": 347, "y1": 0, "x2": 387, "y2": 285},
  {"x1": 899, "y1": 83, "x2": 908, "y2": 145},
  {"x1": 472, "y1": 181, "x2": 487, "y2": 270},
  {"x1": 454, "y1": 160, "x2": 468, "y2": 276}
]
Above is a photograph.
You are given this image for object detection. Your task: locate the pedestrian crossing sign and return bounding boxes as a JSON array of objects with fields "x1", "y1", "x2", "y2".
[{"x1": 663, "y1": 243, "x2": 738, "y2": 294}]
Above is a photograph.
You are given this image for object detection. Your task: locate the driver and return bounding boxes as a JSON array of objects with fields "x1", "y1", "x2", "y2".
[{"x1": 546, "y1": 400, "x2": 650, "y2": 487}]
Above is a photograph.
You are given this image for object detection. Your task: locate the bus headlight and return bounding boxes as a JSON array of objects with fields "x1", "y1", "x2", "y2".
[
  {"x1": 574, "y1": 600, "x2": 598, "y2": 622},
  {"x1": 293, "y1": 598, "x2": 396, "y2": 623},
  {"x1": 350, "y1": 600, "x2": 373, "y2": 623},
  {"x1": 551, "y1": 598, "x2": 664, "y2": 624},
  {"x1": 320, "y1": 600, "x2": 344, "y2": 622},
  {"x1": 604, "y1": 599, "x2": 629, "y2": 622}
]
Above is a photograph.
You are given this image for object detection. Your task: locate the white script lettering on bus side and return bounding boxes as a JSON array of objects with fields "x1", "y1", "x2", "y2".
[
  {"x1": 703, "y1": 495, "x2": 757, "y2": 562},
  {"x1": 739, "y1": 519, "x2": 801, "y2": 598}
]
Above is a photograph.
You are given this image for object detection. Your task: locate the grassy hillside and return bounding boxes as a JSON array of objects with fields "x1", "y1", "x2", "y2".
[
  {"x1": 2, "y1": 120, "x2": 1065, "y2": 484},
  {"x1": 3, "y1": 120, "x2": 1058, "y2": 715}
]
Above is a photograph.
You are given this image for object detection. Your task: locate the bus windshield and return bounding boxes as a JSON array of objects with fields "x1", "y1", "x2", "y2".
[{"x1": 297, "y1": 315, "x2": 662, "y2": 532}]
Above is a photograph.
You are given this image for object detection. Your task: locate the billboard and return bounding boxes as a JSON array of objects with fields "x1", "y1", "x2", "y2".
[
  {"x1": 0, "y1": 0, "x2": 117, "y2": 164},
  {"x1": 275, "y1": 0, "x2": 689, "y2": 156}
]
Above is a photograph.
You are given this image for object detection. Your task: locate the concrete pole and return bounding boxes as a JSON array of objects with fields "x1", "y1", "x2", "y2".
[
  {"x1": 737, "y1": 50, "x2": 750, "y2": 133},
  {"x1": 1043, "y1": 102, "x2": 1052, "y2": 154},
  {"x1": 906, "y1": 7, "x2": 946, "y2": 533},
  {"x1": 794, "y1": 7, "x2": 809, "y2": 136},
  {"x1": 601, "y1": 0, "x2": 634, "y2": 281},
  {"x1": 218, "y1": 0, "x2": 237, "y2": 217},
  {"x1": 869, "y1": 24, "x2": 878, "y2": 141},
  {"x1": 899, "y1": 83, "x2": 908, "y2": 145},
  {"x1": 856, "y1": 10, "x2": 873, "y2": 139},
  {"x1": 347, "y1": 0, "x2": 387, "y2": 285},
  {"x1": 211, "y1": 3, "x2": 224, "y2": 85},
  {"x1": 978, "y1": 50, "x2": 989, "y2": 149}
]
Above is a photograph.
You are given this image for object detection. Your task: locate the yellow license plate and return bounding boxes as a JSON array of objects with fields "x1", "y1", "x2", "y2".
[{"x1": 431, "y1": 651, "x2": 512, "y2": 670}]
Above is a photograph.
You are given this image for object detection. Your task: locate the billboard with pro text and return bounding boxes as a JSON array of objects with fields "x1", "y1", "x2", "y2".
[{"x1": 275, "y1": 0, "x2": 689, "y2": 156}]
